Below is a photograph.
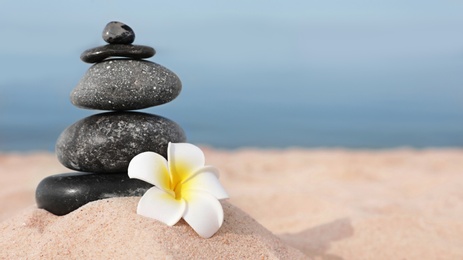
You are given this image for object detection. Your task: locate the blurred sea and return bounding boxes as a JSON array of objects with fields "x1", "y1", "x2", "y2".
[
  {"x1": 1, "y1": 1, "x2": 463, "y2": 151},
  {"x1": 1, "y1": 59, "x2": 462, "y2": 151}
]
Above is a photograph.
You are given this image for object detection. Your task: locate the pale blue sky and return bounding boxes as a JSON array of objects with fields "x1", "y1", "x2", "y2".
[
  {"x1": 1, "y1": 1, "x2": 463, "y2": 149},
  {"x1": 2, "y1": 1, "x2": 463, "y2": 69}
]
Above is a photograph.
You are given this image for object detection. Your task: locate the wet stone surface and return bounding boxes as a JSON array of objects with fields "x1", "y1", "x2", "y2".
[
  {"x1": 36, "y1": 172, "x2": 153, "y2": 216},
  {"x1": 102, "y1": 21, "x2": 135, "y2": 44},
  {"x1": 56, "y1": 112, "x2": 186, "y2": 173},
  {"x1": 80, "y1": 44, "x2": 155, "y2": 63},
  {"x1": 71, "y1": 59, "x2": 181, "y2": 110}
]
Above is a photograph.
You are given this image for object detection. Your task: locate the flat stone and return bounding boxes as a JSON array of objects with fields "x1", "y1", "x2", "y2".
[
  {"x1": 36, "y1": 172, "x2": 153, "y2": 216},
  {"x1": 80, "y1": 44, "x2": 155, "y2": 63},
  {"x1": 56, "y1": 112, "x2": 186, "y2": 173},
  {"x1": 102, "y1": 21, "x2": 135, "y2": 44},
  {"x1": 71, "y1": 59, "x2": 181, "y2": 110}
]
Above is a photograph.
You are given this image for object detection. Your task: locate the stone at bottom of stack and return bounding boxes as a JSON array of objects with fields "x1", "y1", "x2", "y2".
[{"x1": 36, "y1": 172, "x2": 153, "y2": 216}]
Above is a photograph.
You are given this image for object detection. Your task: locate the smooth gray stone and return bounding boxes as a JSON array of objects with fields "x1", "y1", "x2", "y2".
[
  {"x1": 56, "y1": 112, "x2": 186, "y2": 173},
  {"x1": 102, "y1": 21, "x2": 135, "y2": 44},
  {"x1": 36, "y1": 172, "x2": 153, "y2": 216},
  {"x1": 71, "y1": 59, "x2": 181, "y2": 110},
  {"x1": 80, "y1": 44, "x2": 155, "y2": 63}
]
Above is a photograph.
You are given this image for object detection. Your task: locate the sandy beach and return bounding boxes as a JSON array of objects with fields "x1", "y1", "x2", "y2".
[{"x1": 1, "y1": 148, "x2": 463, "y2": 259}]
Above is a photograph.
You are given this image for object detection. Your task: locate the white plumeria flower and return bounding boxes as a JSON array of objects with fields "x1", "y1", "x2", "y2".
[{"x1": 128, "y1": 142, "x2": 229, "y2": 238}]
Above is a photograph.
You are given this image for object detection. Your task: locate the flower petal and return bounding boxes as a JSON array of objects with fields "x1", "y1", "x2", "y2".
[
  {"x1": 182, "y1": 165, "x2": 219, "y2": 182},
  {"x1": 137, "y1": 187, "x2": 185, "y2": 226},
  {"x1": 182, "y1": 190, "x2": 224, "y2": 238},
  {"x1": 182, "y1": 166, "x2": 229, "y2": 200},
  {"x1": 128, "y1": 151, "x2": 170, "y2": 190},
  {"x1": 168, "y1": 143, "x2": 205, "y2": 187}
]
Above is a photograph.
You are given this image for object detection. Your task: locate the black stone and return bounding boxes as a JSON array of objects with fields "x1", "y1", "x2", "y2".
[
  {"x1": 80, "y1": 44, "x2": 155, "y2": 63},
  {"x1": 71, "y1": 59, "x2": 181, "y2": 110},
  {"x1": 102, "y1": 21, "x2": 135, "y2": 44},
  {"x1": 56, "y1": 112, "x2": 186, "y2": 173},
  {"x1": 36, "y1": 172, "x2": 153, "y2": 216}
]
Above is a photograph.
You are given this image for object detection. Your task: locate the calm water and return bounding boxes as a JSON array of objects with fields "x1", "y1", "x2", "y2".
[
  {"x1": 1, "y1": 60, "x2": 462, "y2": 151},
  {"x1": 1, "y1": 1, "x2": 463, "y2": 151}
]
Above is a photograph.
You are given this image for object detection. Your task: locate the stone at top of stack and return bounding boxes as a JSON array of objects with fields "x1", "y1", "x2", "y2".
[{"x1": 71, "y1": 21, "x2": 182, "y2": 111}]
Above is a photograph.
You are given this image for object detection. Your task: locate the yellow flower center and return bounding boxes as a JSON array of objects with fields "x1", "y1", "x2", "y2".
[
  {"x1": 169, "y1": 161, "x2": 193, "y2": 201},
  {"x1": 173, "y1": 183, "x2": 183, "y2": 200}
]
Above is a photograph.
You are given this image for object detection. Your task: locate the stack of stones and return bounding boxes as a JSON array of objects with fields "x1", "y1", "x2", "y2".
[{"x1": 36, "y1": 21, "x2": 186, "y2": 216}]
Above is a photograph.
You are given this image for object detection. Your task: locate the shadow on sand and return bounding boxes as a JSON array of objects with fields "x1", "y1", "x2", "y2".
[{"x1": 278, "y1": 218, "x2": 354, "y2": 259}]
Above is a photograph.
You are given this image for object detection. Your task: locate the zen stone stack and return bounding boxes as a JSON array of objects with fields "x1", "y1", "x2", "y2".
[{"x1": 36, "y1": 21, "x2": 186, "y2": 216}]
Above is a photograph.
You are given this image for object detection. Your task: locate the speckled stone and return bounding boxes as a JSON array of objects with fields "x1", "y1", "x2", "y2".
[
  {"x1": 80, "y1": 44, "x2": 155, "y2": 63},
  {"x1": 71, "y1": 59, "x2": 181, "y2": 110},
  {"x1": 56, "y1": 112, "x2": 186, "y2": 173},
  {"x1": 36, "y1": 172, "x2": 153, "y2": 216},
  {"x1": 102, "y1": 21, "x2": 135, "y2": 44}
]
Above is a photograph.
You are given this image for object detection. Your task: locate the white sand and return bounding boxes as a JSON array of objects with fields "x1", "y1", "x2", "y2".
[
  {"x1": 1, "y1": 198, "x2": 305, "y2": 259},
  {"x1": 1, "y1": 148, "x2": 463, "y2": 259}
]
